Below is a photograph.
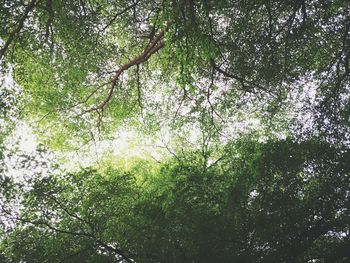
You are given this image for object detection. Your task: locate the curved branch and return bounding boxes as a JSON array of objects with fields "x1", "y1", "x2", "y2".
[
  {"x1": 0, "y1": 0, "x2": 39, "y2": 60},
  {"x1": 83, "y1": 25, "x2": 170, "y2": 114}
]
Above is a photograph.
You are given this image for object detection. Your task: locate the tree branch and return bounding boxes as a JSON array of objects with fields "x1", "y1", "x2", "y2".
[
  {"x1": 99, "y1": 0, "x2": 143, "y2": 33},
  {"x1": 0, "y1": 0, "x2": 38, "y2": 60},
  {"x1": 4, "y1": 208, "x2": 134, "y2": 263},
  {"x1": 211, "y1": 60, "x2": 272, "y2": 93},
  {"x1": 83, "y1": 24, "x2": 170, "y2": 114}
]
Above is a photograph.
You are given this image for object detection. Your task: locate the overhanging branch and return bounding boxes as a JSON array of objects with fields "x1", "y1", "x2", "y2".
[
  {"x1": 0, "y1": 0, "x2": 38, "y2": 60},
  {"x1": 211, "y1": 60, "x2": 272, "y2": 93},
  {"x1": 83, "y1": 24, "x2": 170, "y2": 114}
]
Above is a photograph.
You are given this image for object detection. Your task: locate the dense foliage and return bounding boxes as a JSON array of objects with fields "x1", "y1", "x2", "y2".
[
  {"x1": 1, "y1": 0, "x2": 349, "y2": 141},
  {"x1": 1, "y1": 0, "x2": 349, "y2": 262},
  {"x1": 1, "y1": 139, "x2": 349, "y2": 262}
]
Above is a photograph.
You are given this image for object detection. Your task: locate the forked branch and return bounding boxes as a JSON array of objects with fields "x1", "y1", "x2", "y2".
[{"x1": 83, "y1": 24, "x2": 170, "y2": 114}]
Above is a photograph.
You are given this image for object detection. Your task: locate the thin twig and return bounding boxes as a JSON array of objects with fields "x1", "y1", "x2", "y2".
[{"x1": 99, "y1": 0, "x2": 142, "y2": 33}]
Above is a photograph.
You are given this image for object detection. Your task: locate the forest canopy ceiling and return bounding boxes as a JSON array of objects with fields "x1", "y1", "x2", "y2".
[
  {"x1": 0, "y1": 0, "x2": 350, "y2": 262},
  {"x1": 0, "y1": 0, "x2": 349, "y2": 143}
]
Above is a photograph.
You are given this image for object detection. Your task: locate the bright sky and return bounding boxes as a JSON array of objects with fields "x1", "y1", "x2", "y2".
[{"x1": 1, "y1": 55, "x2": 318, "y2": 182}]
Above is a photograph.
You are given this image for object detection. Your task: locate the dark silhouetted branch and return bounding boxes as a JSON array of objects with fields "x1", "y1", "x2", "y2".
[{"x1": 0, "y1": 0, "x2": 38, "y2": 60}]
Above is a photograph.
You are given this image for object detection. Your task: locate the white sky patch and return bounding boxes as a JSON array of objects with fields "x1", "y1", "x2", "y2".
[
  {"x1": 1, "y1": 44, "x2": 323, "y2": 179},
  {"x1": 3, "y1": 124, "x2": 37, "y2": 156},
  {"x1": 3, "y1": 123, "x2": 48, "y2": 182},
  {"x1": 54, "y1": 127, "x2": 172, "y2": 171},
  {"x1": 3, "y1": 124, "x2": 145, "y2": 178},
  {"x1": 16, "y1": 123, "x2": 38, "y2": 153}
]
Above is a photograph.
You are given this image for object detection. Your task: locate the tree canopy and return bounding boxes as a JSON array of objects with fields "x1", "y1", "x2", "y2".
[
  {"x1": 0, "y1": 0, "x2": 349, "y2": 262},
  {"x1": 1, "y1": 0, "x2": 349, "y2": 141}
]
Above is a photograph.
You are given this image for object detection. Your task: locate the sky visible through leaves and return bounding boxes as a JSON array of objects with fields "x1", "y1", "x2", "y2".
[{"x1": 1, "y1": 1, "x2": 349, "y2": 262}]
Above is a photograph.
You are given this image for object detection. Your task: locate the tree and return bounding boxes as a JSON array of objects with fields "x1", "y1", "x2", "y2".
[
  {"x1": 0, "y1": 0, "x2": 348, "y2": 143},
  {"x1": 1, "y1": 138, "x2": 349, "y2": 262},
  {"x1": 1, "y1": 1, "x2": 350, "y2": 262}
]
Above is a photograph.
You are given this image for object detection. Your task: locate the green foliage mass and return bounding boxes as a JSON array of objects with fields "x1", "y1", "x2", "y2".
[
  {"x1": 1, "y1": 138, "x2": 349, "y2": 262},
  {"x1": 1, "y1": 1, "x2": 350, "y2": 262},
  {"x1": 0, "y1": 0, "x2": 349, "y2": 144}
]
